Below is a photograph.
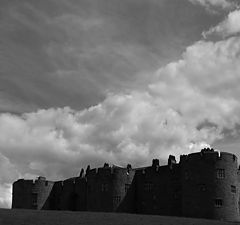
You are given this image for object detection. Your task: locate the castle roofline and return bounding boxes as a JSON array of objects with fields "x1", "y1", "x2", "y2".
[{"x1": 180, "y1": 149, "x2": 238, "y2": 165}]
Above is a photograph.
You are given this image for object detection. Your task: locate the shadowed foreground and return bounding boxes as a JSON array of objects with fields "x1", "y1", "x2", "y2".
[{"x1": 0, "y1": 209, "x2": 239, "y2": 225}]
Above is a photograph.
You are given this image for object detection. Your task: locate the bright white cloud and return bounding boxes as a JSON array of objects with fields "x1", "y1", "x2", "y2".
[
  {"x1": 151, "y1": 37, "x2": 240, "y2": 129},
  {"x1": 188, "y1": 0, "x2": 236, "y2": 10},
  {"x1": 203, "y1": 9, "x2": 240, "y2": 38},
  {"x1": 0, "y1": 184, "x2": 12, "y2": 208}
]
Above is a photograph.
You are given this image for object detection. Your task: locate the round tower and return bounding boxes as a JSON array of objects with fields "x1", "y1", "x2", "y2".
[
  {"x1": 111, "y1": 165, "x2": 135, "y2": 212},
  {"x1": 180, "y1": 149, "x2": 239, "y2": 221},
  {"x1": 12, "y1": 176, "x2": 54, "y2": 210},
  {"x1": 86, "y1": 163, "x2": 135, "y2": 212}
]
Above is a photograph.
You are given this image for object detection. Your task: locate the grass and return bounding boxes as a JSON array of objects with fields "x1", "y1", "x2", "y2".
[{"x1": 0, "y1": 208, "x2": 239, "y2": 225}]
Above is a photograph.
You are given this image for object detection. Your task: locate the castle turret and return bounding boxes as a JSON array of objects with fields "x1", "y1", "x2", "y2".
[
  {"x1": 12, "y1": 176, "x2": 54, "y2": 210},
  {"x1": 180, "y1": 148, "x2": 240, "y2": 221},
  {"x1": 86, "y1": 163, "x2": 135, "y2": 212},
  {"x1": 168, "y1": 155, "x2": 176, "y2": 169},
  {"x1": 152, "y1": 159, "x2": 160, "y2": 168}
]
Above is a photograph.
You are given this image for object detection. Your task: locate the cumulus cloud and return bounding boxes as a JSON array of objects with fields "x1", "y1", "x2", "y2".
[
  {"x1": 0, "y1": 94, "x2": 214, "y2": 182},
  {"x1": 0, "y1": 92, "x2": 221, "y2": 207},
  {"x1": 151, "y1": 37, "x2": 240, "y2": 129},
  {"x1": 188, "y1": 0, "x2": 236, "y2": 11},
  {"x1": 203, "y1": 9, "x2": 240, "y2": 38}
]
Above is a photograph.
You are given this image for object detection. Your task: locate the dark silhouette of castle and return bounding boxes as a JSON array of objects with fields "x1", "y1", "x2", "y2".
[{"x1": 12, "y1": 148, "x2": 240, "y2": 222}]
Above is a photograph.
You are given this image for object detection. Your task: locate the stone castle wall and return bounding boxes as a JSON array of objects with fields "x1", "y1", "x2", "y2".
[
  {"x1": 12, "y1": 176, "x2": 54, "y2": 210},
  {"x1": 134, "y1": 158, "x2": 181, "y2": 216},
  {"x1": 12, "y1": 149, "x2": 240, "y2": 222}
]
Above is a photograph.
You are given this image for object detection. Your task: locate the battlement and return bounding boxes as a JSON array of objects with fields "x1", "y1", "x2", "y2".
[
  {"x1": 86, "y1": 163, "x2": 133, "y2": 178},
  {"x1": 14, "y1": 176, "x2": 50, "y2": 186},
  {"x1": 14, "y1": 178, "x2": 33, "y2": 184},
  {"x1": 180, "y1": 148, "x2": 238, "y2": 165}
]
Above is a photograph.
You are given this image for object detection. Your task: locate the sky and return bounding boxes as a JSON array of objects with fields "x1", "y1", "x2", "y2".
[{"x1": 1, "y1": 0, "x2": 240, "y2": 208}]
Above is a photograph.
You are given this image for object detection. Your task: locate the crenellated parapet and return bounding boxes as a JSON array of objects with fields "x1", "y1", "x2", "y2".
[{"x1": 180, "y1": 148, "x2": 238, "y2": 165}]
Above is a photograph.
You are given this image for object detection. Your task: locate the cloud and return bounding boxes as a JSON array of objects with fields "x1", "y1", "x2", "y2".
[
  {"x1": 0, "y1": 94, "x2": 215, "y2": 178},
  {"x1": 151, "y1": 37, "x2": 240, "y2": 129},
  {"x1": 188, "y1": 0, "x2": 237, "y2": 13},
  {"x1": 0, "y1": 184, "x2": 12, "y2": 208},
  {"x1": 0, "y1": 0, "x2": 220, "y2": 113},
  {"x1": 203, "y1": 9, "x2": 240, "y2": 38},
  {"x1": 0, "y1": 93, "x2": 218, "y2": 207},
  {"x1": 188, "y1": 0, "x2": 235, "y2": 9}
]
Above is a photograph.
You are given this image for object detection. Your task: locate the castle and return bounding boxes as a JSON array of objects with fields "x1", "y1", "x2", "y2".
[{"x1": 12, "y1": 148, "x2": 240, "y2": 222}]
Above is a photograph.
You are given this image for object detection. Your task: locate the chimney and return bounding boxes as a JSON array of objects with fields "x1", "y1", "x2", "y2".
[
  {"x1": 152, "y1": 159, "x2": 159, "y2": 168},
  {"x1": 168, "y1": 155, "x2": 176, "y2": 169}
]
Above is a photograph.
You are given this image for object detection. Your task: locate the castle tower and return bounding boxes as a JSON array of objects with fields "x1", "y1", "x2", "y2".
[
  {"x1": 86, "y1": 163, "x2": 135, "y2": 212},
  {"x1": 180, "y1": 148, "x2": 240, "y2": 221},
  {"x1": 112, "y1": 164, "x2": 135, "y2": 212},
  {"x1": 12, "y1": 176, "x2": 54, "y2": 210}
]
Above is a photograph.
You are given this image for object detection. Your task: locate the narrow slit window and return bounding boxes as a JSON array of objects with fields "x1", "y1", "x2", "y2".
[
  {"x1": 101, "y1": 183, "x2": 108, "y2": 192},
  {"x1": 144, "y1": 182, "x2": 153, "y2": 192},
  {"x1": 125, "y1": 184, "x2": 130, "y2": 193},
  {"x1": 215, "y1": 199, "x2": 223, "y2": 207},
  {"x1": 231, "y1": 185, "x2": 236, "y2": 193},
  {"x1": 216, "y1": 169, "x2": 225, "y2": 179},
  {"x1": 199, "y1": 184, "x2": 206, "y2": 192},
  {"x1": 185, "y1": 171, "x2": 190, "y2": 180},
  {"x1": 113, "y1": 196, "x2": 121, "y2": 204},
  {"x1": 31, "y1": 193, "x2": 38, "y2": 206}
]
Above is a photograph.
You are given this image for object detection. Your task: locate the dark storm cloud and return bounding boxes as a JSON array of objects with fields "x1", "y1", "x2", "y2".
[{"x1": 0, "y1": 0, "x2": 222, "y2": 113}]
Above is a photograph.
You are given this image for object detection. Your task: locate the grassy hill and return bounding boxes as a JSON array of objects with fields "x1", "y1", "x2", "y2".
[{"x1": 0, "y1": 209, "x2": 239, "y2": 225}]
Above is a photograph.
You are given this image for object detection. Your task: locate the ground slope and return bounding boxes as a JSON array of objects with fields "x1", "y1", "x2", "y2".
[{"x1": 0, "y1": 209, "x2": 239, "y2": 225}]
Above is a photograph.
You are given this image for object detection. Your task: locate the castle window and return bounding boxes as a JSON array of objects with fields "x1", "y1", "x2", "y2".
[
  {"x1": 184, "y1": 171, "x2": 190, "y2": 180},
  {"x1": 231, "y1": 185, "x2": 236, "y2": 193},
  {"x1": 31, "y1": 193, "x2": 38, "y2": 206},
  {"x1": 125, "y1": 184, "x2": 130, "y2": 193},
  {"x1": 233, "y1": 155, "x2": 236, "y2": 162},
  {"x1": 215, "y1": 199, "x2": 223, "y2": 207},
  {"x1": 199, "y1": 184, "x2": 206, "y2": 192},
  {"x1": 216, "y1": 169, "x2": 225, "y2": 179},
  {"x1": 174, "y1": 185, "x2": 181, "y2": 199},
  {"x1": 101, "y1": 183, "x2": 108, "y2": 192},
  {"x1": 45, "y1": 181, "x2": 48, "y2": 186},
  {"x1": 112, "y1": 196, "x2": 121, "y2": 204},
  {"x1": 144, "y1": 182, "x2": 153, "y2": 192}
]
